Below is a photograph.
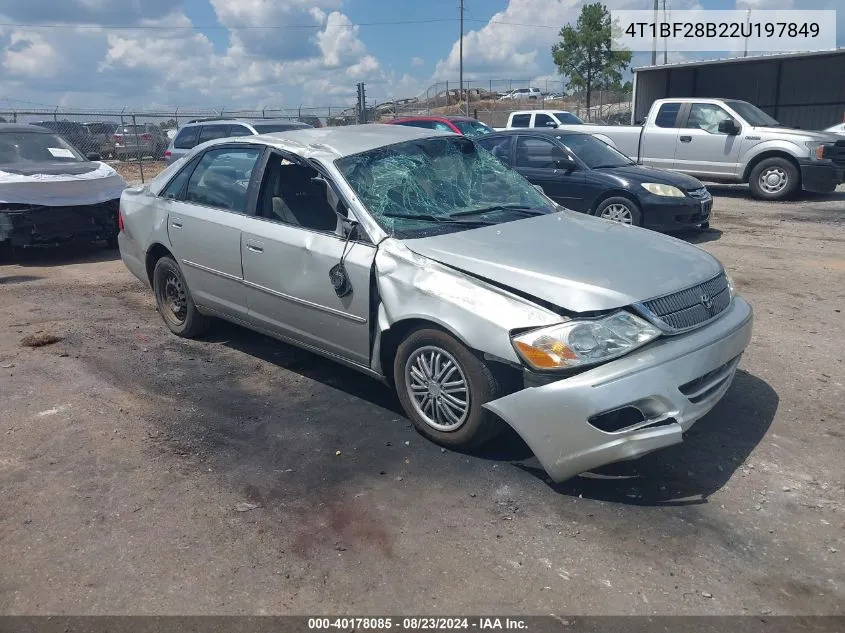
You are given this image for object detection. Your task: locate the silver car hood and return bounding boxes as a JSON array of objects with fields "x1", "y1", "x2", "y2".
[{"x1": 402, "y1": 211, "x2": 722, "y2": 313}]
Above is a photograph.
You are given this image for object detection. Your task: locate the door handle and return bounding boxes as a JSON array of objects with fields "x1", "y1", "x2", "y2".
[
  {"x1": 246, "y1": 240, "x2": 264, "y2": 254},
  {"x1": 170, "y1": 217, "x2": 183, "y2": 229},
  {"x1": 679, "y1": 135, "x2": 692, "y2": 143}
]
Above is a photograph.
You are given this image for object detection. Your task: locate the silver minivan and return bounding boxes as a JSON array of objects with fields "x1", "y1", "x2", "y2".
[
  {"x1": 118, "y1": 124, "x2": 753, "y2": 483},
  {"x1": 165, "y1": 118, "x2": 311, "y2": 164}
]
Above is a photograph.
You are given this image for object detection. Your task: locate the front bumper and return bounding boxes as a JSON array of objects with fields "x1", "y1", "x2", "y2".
[
  {"x1": 0, "y1": 200, "x2": 120, "y2": 247},
  {"x1": 484, "y1": 296, "x2": 753, "y2": 483},
  {"x1": 639, "y1": 192, "x2": 712, "y2": 231},
  {"x1": 798, "y1": 160, "x2": 845, "y2": 193}
]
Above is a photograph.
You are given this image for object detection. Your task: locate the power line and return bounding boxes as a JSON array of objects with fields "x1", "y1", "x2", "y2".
[{"x1": 0, "y1": 17, "x2": 563, "y2": 31}]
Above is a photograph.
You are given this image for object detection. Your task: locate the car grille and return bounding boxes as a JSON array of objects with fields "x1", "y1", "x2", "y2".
[
  {"x1": 679, "y1": 355, "x2": 741, "y2": 403},
  {"x1": 827, "y1": 140, "x2": 845, "y2": 164},
  {"x1": 686, "y1": 187, "x2": 710, "y2": 200},
  {"x1": 637, "y1": 272, "x2": 731, "y2": 333}
]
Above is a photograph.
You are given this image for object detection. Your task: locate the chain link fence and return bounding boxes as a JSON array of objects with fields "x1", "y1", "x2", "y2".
[
  {"x1": 0, "y1": 80, "x2": 631, "y2": 183},
  {"x1": 0, "y1": 106, "x2": 356, "y2": 183}
]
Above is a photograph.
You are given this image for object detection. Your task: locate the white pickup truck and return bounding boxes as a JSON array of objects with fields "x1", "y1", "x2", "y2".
[{"x1": 554, "y1": 98, "x2": 845, "y2": 200}]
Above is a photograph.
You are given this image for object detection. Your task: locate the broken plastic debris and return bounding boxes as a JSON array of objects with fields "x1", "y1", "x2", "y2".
[
  {"x1": 335, "y1": 450, "x2": 342, "y2": 456},
  {"x1": 234, "y1": 502, "x2": 260, "y2": 512}
]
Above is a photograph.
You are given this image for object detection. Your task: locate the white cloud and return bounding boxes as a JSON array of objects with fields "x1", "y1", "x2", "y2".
[
  {"x1": 2, "y1": 30, "x2": 57, "y2": 76},
  {"x1": 410, "y1": 56, "x2": 424, "y2": 67}
]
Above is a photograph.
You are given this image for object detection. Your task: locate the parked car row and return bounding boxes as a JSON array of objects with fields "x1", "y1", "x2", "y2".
[{"x1": 116, "y1": 124, "x2": 753, "y2": 484}]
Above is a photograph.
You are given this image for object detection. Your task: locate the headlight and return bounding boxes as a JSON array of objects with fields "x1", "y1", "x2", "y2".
[
  {"x1": 641, "y1": 182, "x2": 685, "y2": 197},
  {"x1": 725, "y1": 271, "x2": 736, "y2": 299},
  {"x1": 804, "y1": 141, "x2": 827, "y2": 160},
  {"x1": 512, "y1": 311, "x2": 661, "y2": 370}
]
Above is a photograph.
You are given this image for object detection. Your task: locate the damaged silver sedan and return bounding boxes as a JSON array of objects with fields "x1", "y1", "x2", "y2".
[{"x1": 118, "y1": 124, "x2": 753, "y2": 483}]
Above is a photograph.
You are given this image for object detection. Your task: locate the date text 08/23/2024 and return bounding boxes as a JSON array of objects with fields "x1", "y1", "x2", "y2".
[{"x1": 307, "y1": 617, "x2": 529, "y2": 630}]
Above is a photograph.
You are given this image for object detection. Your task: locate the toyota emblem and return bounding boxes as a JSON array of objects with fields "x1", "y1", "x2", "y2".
[{"x1": 700, "y1": 293, "x2": 713, "y2": 310}]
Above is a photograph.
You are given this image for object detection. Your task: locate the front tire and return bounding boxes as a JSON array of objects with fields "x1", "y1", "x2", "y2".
[
  {"x1": 394, "y1": 328, "x2": 503, "y2": 449},
  {"x1": 748, "y1": 157, "x2": 799, "y2": 200},
  {"x1": 594, "y1": 196, "x2": 643, "y2": 227},
  {"x1": 152, "y1": 256, "x2": 209, "y2": 338}
]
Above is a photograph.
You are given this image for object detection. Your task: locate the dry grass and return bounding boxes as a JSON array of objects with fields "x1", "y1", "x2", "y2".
[
  {"x1": 110, "y1": 160, "x2": 168, "y2": 185},
  {"x1": 21, "y1": 333, "x2": 62, "y2": 348}
]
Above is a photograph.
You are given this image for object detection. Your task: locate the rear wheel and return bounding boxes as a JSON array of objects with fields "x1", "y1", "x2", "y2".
[
  {"x1": 152, "y1": 256, "x2": 209, "y2": 338},
  {"x1": 594, "y1": 196, "x2": 643, "y2": 227},
  {"x1": 748, "y1": 157, "x2": 799, "y2": 200},
  {"x1": 394, "y1": 328, "x2": 504, "y2": 449}
]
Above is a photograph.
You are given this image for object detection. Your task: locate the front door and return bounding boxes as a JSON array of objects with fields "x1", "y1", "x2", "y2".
[
  {"x1": 674, "y1": 102, "x2": 744, "y2": 177},
  {"x1": 513, "y1": 135, "x2": 589, "y2": 211},
  {"x1": 164, "y1": 145, "x2": 263, "y2": 319},
  {"x1": 240, "y1": 153, "x2": 376, "y2": 366}
]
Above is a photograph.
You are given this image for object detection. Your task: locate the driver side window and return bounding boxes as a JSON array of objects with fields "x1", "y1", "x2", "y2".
[
  {"x1": 256, "y1": 154, "x2": 340, "y2": 233},
  {"x1": 687, "y1": 103, "x2": 733, "y2": 134}
]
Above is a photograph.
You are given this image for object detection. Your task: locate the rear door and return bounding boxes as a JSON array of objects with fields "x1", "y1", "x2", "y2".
[
  {"x1": 513, "y1": 135, "x2": 589, "y2": 211},
  {"x1": 163, "y1": 144, "x2": 264, "y2": 320},
  {"x1": 240, "y1": 151, "x2": 376, "y2": 366},
  {"x1": 673, "y1": 102, "x2": 744, "y2": 177},
  {"x1": 639, "y1": 101, "x2": 682, "y2": 170}
]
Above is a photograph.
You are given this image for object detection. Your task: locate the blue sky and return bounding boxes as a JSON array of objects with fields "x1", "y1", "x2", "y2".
[{"x1": 0, "y1": 0, "x2": 841, "y2": 110}]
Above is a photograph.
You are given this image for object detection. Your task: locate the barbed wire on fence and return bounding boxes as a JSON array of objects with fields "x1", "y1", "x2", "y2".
[{"x1": 0, "y1": 79, "x2": 633, "y2": 183}]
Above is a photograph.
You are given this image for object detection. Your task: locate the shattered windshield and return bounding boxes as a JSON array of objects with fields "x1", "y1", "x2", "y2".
[
  {"x1": 336, "y1": 136, "x2": 556, "y2": 239},
  {"x1": 0, "y1": 132, "x2": 85, "y2": 165}
]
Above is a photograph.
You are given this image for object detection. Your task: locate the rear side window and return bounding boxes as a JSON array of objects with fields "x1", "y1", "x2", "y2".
[
  {"x1": 198, "y1": 125, "x2": 232, "y2": 144},
  {"x1": 476, "y1": 136, "x2": 512, "y2": 163},
  {"x1": 160, "y1": 160, "x2": 196, "y2": 200},
  {"x1": 174, "y1": 126, "x2": 200, "y2": 149},
  {"x1": 229, "y1": 124, "x2": 252, "y2": 136},
  {"x1": 184, "y1": 148, "x2": 261, "y2": 213},
  {"x1": 511, "y1": 114, "x2": 531, "y2": 128},
  {"x1": 395, "y1": 120, "x2": 435, "y2": 129},
  {"x1": 654, "y1": 103, "x2": 682, "y2": 128}
]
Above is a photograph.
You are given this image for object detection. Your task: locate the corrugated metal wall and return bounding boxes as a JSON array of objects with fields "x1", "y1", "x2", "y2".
[{"x1": 634, "y1": 51, "x2": 845, "y2": 130}]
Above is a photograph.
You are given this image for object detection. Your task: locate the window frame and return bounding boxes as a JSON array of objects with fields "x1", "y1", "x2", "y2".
[
  {"x1": 514, "y1": 135, "x2": 564, "y2": 170},
  {"x1": 249, "y1": 148, "x2": 372, "y2": 243},
  {"x1": 682, "y1": 102, "x2": 735, "y2": 133},
  {"x1": 159, "y1": 143, "x2": 267, "y2": 216},
  {"x1": 654, "y1": 102, "x2": 684, "y2": 128}
]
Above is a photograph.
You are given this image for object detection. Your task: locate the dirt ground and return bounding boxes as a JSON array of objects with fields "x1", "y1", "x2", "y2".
[
  {"x1": 1, "y1": 185, "x2": 843, "y2": 616},
  {"x1": 110, "y1": 160, "x2": 167, "y2": 186}
]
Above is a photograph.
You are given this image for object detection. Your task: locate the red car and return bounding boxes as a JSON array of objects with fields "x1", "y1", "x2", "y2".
[{"x1": 387, "y1": 115, "x2": 494, "y2": 139}]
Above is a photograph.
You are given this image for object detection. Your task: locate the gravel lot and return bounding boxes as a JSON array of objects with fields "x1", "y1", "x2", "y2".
[{"x1": 1, "y1": 185, "x2": 843, "y2": 615}]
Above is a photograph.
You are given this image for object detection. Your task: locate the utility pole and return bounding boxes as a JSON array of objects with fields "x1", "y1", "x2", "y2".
[
  {"x1": 743, "y1": 9, "x2": 751, "y2": 57},
  {"x1": 662, "y1": 0, "x2": 668, "y2": 64},
  {"x1": 459, "y1": 0, "x2": 465, "y2": 115},
  {"x1": 651, "y1": 0, "x2": 658, "y2": 66}
]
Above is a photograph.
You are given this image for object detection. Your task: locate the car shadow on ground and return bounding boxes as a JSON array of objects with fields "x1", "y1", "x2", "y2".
[
  {"x1": 706, "y1": 183, "x2": 845, "y2": 202},
  {"x1": 204, "y1": 321, "x2": 777, "y2": 507},
  {"x1": 674, "y1": 226, "x2": 723, "y2": 245},
  {"x1": 3, "y1": 243, "x2": 119, "y2": 267}
]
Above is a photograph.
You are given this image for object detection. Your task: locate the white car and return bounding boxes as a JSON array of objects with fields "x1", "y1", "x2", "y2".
[
  {"x1": 498, "y1": 87, "x2": 541, "y2": 101},
  {"x1": 824, "y1": 123, "x2": 845, "y2": 136}
]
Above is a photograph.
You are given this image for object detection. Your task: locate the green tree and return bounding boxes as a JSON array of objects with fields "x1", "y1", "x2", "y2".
[{"x1": 551, "y1": 2, "x2": 632, "y2": 113}]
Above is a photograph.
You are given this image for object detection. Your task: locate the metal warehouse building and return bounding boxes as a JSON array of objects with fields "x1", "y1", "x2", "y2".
[{"x1": 632, "y1": 48, "x2": 845, "y2": 131}]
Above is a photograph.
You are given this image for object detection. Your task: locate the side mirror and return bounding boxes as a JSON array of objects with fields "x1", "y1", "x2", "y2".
[
  {"x1": 554, "y1": 156, "x2": 577, "y2": 171},
  {"x1": 718, "y1": 119, "x2": 739, "y2": 135},
  {"x1": 544, "y1": 120, "x2": 558, "y2": 128},
  {"x1": 86, "y1": 152, "x2": 102, "y2": 161}
]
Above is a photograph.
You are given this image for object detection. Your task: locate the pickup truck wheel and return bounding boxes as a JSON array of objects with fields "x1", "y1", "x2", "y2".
[
  {"x1": 152, "y1": 256, "x2": 209, "y2": 338},
  {"x1": 394, "y1": 328, "x2": 504, "y2": 450},
  {"x1": 594, "y1": 197, "x2": 642, "y2": 227},
  {"x1": 749, "y1": 158, "x2": 799, "y2": 200}
]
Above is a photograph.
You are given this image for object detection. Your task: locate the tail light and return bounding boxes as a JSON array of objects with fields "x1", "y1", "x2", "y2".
[
  {"x1": 118, "y1": 207, "x2": 124, "y2": 232},
  {"x1": 114, "y1": 134, "x2": 123, "y2": 142},
  {"x1": 164, "y1": 150, "x2": 172, "y2": 158},
  {"x1": 141, "y1": 134, "x2": 152, "y2": 141}
]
